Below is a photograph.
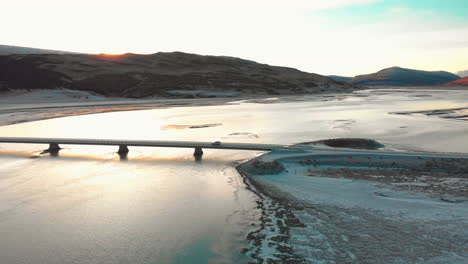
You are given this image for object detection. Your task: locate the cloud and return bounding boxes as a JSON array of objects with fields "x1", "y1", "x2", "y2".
[
  {"x1": 0, "y1": 0, "x2": 383, "y2": 52},
  {"x1": 306, "y1": 5, "x2": 468, "y2": 75},
  {"x1": 5, "y1": 0, "x2": 384, "y2": 14}
]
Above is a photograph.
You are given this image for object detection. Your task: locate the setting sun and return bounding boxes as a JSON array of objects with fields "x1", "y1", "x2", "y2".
[{"x1": 99, "y1": 53, "x2": 125, "y2": 56}]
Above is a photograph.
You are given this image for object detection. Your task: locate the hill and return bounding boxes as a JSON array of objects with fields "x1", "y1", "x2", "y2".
[
  {"x1": 0, "y1": 52, "x2": 354, "y2": 98},
  {"x1": 350, "y1": 67, "x2": 459, "y2": 86},
  {"x1": 328, "y1": 75, "x2": 353, "y2": 82},
  {"x1": 0, "y1": 44, "x2": 75, "y2": 55},
  {"x1": 446, "y1": 76, "x2": 468, "y2": 86}
]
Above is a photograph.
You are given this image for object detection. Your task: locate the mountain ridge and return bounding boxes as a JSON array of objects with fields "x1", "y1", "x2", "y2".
[
  {"x1": 447, "y1": 76, "x2": 468, "y2": 86},
  {"x1": 328, "y1": 75, "x2": 353, "y2": 82},
  {"x1": 350, "y1": 66, "x2": 459, "y2": 86},
  {"x1": 0, "y1": 52, "x2": 353, "y2": 98},
  {"x1": 0, "y1": 44, "x2": 77, "y2": 55}
]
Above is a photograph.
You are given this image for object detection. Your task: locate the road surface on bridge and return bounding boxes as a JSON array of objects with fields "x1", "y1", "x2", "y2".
[{"x1": 0, "y1": 137, "x2": 468, "y2": 159}]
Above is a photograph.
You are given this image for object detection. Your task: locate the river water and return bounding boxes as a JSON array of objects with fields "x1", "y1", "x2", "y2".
[{"x1": 0, "y1": 89, "x2": 467, "y2": 263}]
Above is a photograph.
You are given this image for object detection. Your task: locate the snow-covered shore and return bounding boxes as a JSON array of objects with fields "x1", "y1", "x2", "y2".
[
  {"x1": 237, "y1": 143, "x2": 468, "y2": 264},
  {"x1": 0, "y1": 89, "x2": 241, "y2": 126}
]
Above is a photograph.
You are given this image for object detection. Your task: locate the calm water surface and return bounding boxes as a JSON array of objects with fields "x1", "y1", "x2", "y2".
[{"x1": 1, "y1": 89, "x2": 468, "y2": 264}]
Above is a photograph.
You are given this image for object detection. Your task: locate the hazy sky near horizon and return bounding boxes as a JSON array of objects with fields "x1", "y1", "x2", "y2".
[{"x1": 2, "y1": 0, "x2": 468, "y2": 76}]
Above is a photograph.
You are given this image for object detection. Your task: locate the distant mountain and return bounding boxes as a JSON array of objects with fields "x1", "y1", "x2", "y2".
[
  {"x1": 0, "y1": 52, "x2": 354, "y2": 98},
  {"x1": 0, "y1": 44, "x2": 75, "y2": 55},
  {"x1": 456, "y1": 70, "x2": 468, "y2": 77},
  {"x1": 447, "y1": 76, "x2": 468, "y2": 86},
  {"x1": 328, "y1": 75, "x2": 353, "y2": 83},
  {"x1": 350, "y1": 67, "x2": 460, "y2": 86}
]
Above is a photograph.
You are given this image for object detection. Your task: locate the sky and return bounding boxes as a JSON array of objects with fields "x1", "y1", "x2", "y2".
[{"x1": 2, "y1": 0, "x2": 468, "y2": 76}]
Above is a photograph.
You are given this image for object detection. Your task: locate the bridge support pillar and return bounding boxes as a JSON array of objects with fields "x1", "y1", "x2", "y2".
[
  {"x1": 118, "y1": 145, "x2": 129, "y2": 155},
  {"x1": 48, "y1": 143, "x2": 61, "y2": 152},
  {"x1": 194, "y1": 147, "x2": 203, "y2": 157}
]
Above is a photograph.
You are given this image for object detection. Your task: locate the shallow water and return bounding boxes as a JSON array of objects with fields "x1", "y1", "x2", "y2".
[{"x1": 0, "y1": 89, "x2": 468, "y2": 263}]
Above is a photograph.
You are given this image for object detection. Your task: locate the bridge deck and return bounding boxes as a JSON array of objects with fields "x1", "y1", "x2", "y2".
[
  {"x1": 1, "y1": 137, "x2": 468, "y2": 159},
  {"x1": 0, "y1": 137, "x2": 287, "y2": 151}
]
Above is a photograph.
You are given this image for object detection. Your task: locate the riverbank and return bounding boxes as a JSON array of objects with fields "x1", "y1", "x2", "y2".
[
  {"x1": 0, "y1": 90, "x2": 239, "y2": 126},
  {"x1": 237, "y1": 143, "x2": 468, "y2": 263},
  {"x1": 0, "y1": 89, "x2": 316, "y2": 127},
  {"x1": 3, "y1": 87, "x2": 467, "y2": 127}
]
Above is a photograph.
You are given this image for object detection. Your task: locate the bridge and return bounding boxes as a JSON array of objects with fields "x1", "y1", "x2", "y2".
[
  {"x1": 0, "y1": 137, "x2": 289, "y2": 156},
  {"x1": 1, "y1": 137, "x2": 468, "y2": 160}
]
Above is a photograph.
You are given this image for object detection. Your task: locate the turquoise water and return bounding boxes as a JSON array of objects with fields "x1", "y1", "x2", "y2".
[{"x1": 175, "y1": 238, "x2": 219, "y2": 263}]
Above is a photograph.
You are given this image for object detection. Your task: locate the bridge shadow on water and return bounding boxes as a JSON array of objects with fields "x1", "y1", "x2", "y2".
[
  {"x1": 39, "y1": 149, "x2": 60, "y2": 157},
  {"x1": 0, "y1": 149, "x2": 226, "y2": 166}
]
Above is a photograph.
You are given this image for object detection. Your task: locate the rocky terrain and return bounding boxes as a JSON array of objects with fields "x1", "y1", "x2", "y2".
[
  {"x1": 0, "y1": 52, "x2": 353, "y2": 98},
  {"x1": 350, "y1": 66, "x2": 459, "y2": 86},
  {"x1": 296, "y1": 138, "x2": 385, "y2": 150},
  {"x1": 447, "y1": 76, "x2": 468, "y2": 86},
  {"x1": 237, "y1": 138, "x2": 468, "y2": 263}
]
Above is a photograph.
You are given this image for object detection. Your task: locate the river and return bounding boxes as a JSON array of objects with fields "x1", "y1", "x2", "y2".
[{"x1": 0, "y1": 89, "x2": 467, "y2": 263}]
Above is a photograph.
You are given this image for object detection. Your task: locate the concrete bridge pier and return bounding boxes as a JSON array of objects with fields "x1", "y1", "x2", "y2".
[
  {"x1": 194, "y1": 147, "x2": 203, "y2": 157},
  {"x1": 43, "y1": 143, "x2": 61, "y2": 157},
  {"x1": 118, "y1": 145, "x2": 129, "y2": 155},
  {"x1": 48, "y1": 143, "x2": 61, "y2": 152}
]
